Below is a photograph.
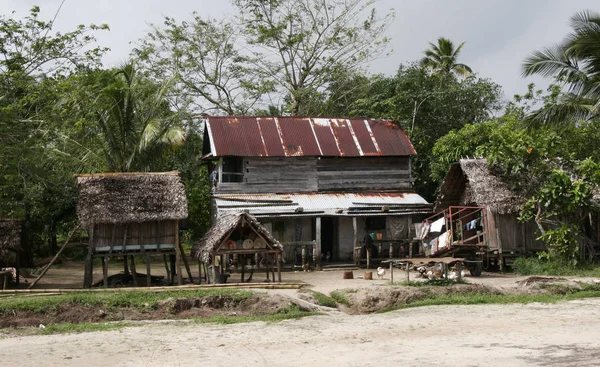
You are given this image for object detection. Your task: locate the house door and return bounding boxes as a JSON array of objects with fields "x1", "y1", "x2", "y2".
[{"x1": 320, "y1": 217, "x2": 337, "y2": 262}]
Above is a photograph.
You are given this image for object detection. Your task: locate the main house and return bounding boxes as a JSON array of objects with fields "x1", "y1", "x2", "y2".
[{"x1": 202, "y1": 116, "x2": 432, "y2": 266}]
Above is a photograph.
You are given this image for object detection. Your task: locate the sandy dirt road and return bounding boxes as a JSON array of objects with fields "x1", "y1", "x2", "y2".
[{"x1": 1, "y1": 298, "x2": 600, "y2": 367}]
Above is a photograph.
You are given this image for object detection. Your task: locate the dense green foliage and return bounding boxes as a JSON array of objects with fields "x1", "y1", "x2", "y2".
[{"x1": 349, "y1": 64, "x2": 502, "y2": 199}]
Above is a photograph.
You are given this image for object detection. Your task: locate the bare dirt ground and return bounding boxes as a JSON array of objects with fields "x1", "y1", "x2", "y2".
[
  {"x1": 26, "y1": 259, "x2": 600, "y2": 293},
  {"x1": 1, "y1": 299, "x2": 600, "y2": 367},
  {"x1": 3, "y1": 261, "x2": 600, "y2": 366}
]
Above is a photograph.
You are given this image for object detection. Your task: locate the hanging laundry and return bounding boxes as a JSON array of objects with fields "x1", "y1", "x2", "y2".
[
  {"x1": 430, "y1": 217, "x2": 445, "y2": 233},
  {"x1": 464, "y1": 219, "x2": 477, "y2": 231}
]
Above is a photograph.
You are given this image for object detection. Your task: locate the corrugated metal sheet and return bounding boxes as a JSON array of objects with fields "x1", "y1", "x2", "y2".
[
  {"x1": 214, "y1": 192, "x2": 431, "y2": 217},
  {"x1": 205, "y1": 117, "x2": 416, "y2": 157}
]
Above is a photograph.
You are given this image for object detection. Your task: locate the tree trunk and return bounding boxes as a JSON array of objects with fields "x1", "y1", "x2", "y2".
[{"x1": 49, "y1": 220, "x2": 58, "y2": 253}]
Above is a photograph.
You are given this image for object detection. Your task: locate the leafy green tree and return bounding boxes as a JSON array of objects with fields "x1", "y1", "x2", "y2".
[
  {"x1": 0, "y1": 6, "x2": 108, "y2": 252},
  {"x1": 63, "y1": 63, "x2": 186, "y2": 173},
  {"x1": 234, "y1": 0, "x2": 394, "y2": 115},
  {"x1": 419, "y1": 37, "x2": 472, "y2": 77},
  {"x1": 133, "y1": 15, "x2": 269, "y2": 116},
  {"x1": 350, "y1": 63, "x2": 502, "y2": 199},
  {"x1": 522, "y1": 10, "x2": 600, "y2": 125}
]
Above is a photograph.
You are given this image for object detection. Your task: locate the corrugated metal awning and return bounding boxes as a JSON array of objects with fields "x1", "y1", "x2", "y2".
[
  {"x1": 205, "y1": 117, "x2": 416, "y2": 157},
  {"x1": 214, "y1": 192, "x2": 432, "y2": 218}
]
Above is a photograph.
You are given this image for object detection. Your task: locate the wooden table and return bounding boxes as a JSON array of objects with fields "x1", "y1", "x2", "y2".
[{"x1": 382, "y1": 257, "x2": 466, "y2": 283}]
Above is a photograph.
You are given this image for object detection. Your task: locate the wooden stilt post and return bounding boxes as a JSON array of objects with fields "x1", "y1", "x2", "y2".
[
  {"x1": 366, "y1": 248, "x2": 371, "y2": 269},
  {"x1": 212, "y1": 254, "x2": 217, "y2": 285},
  {"x1": 353, "y1": 217, "x2": 358, "y2": 265},
  {"x1": 315, "y1": 217, "x2": 322, "y2": 270},
  {"x1": 169, "y1": 254, "x2": 176, "y2": 285},
  {"x1": 277, "y1": 253, "x2": 282, "y2": 282},
  {"x1": 301, "y1": 245, "x2": 306, "y2": 268},
  {"x1": 83, "y1": 226, "x2": 94, "y2": 289},
  {"x1": 146, "y1": 254, "x2": 151, "y2": 287},
  {"x1": 175, "y1": 224, "x2": 182, "y2": 285},
  {"x1": 124, "y1": 256, "x2": 130, "y2": 277},
  {"x1": 390, "y1": 261, "x2": 394, "y2": 283},
  {"x1": 102, "y1": 256, "x2": 108, "y2": 289},
  {"x1": 178, "y1": 240, "x2": 194, "y2": 283},
  {"x1": 130, "y1": 256, "x2": 138, "y2": 287},
  {"x1": 405, "y1": 262, "x2": 410, "y2": 282},
  {"x1": 198, "y1": 261, "x2": 202, "y2": 285},
  {"x1": 240, "y1": 255, "x2": 245, "y2": 283},
  {"x1": 163, "y1": 255, "x2": 170, "y2": 284}
]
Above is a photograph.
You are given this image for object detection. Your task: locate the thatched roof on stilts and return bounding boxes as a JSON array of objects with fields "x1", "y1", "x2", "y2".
[{"x1": 75, "y1": 172, "x2": 188, "y2": 226}]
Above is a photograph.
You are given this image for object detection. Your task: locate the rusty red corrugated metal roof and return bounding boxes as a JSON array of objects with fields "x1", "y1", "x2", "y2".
[{"x1": 205, "y1": 117, "x2": 416, "y2": 157}]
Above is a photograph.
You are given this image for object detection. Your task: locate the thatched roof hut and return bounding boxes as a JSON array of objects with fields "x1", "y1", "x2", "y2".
[
  {"x1": 436, "y1": 158, "x2": 524, "y2": 215},
  {"x1": 192, "y1": 212, "x2": 283, "y2": 264},
  {"x1": 75, "y1": 172, "x2": 189, "y2": 288},
  {"x1": 0, "y1": 219, "x2": 22, "y2": 267},
  {"x1": 435, "y1": 158, "x2": 547, "y2": 259},
  {"x1": 76, "y1": 172, "x2": 188, "y2": 227}
]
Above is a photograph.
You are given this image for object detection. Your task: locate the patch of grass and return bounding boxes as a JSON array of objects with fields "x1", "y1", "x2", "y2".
[
  {"x1": 310, "y1": 291, "x2": 337, "y2": 308},
  {"x1": 193, "y1": 305, "x2": 318, "y2": 324},
  {"x1": 0, "y1": 289, "x2": 256, "y2": 316},
  {"x1": 513, "y1": 257, "x2": 600, "y2": 277},
  {"x1": 391, "y1": 278, "x2": 467, "y2": 287},
  {"x1": 376, "y1": 286, "x2": 600, "y2": 313},
  {"x1": 38, "y1": 321, "x2": 131, "y2": 335},
  {"x1": 330, "y1": 290, "x2": 352, "y2": 307}
]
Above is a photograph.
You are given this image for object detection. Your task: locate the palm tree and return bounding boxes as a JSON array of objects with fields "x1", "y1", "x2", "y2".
[
  {"x1": 522, "y1": 10, "x2": 600, "y2": 126},
  {"x1": 419, "y1": 38, "x2": 473, "y2": 77},
  {"x1": 92, "y1": 62, "x2": 185, "y2": 172}
]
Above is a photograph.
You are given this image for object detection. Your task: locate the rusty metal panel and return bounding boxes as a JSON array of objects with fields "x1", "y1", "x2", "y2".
[
  {"x1": 349, "y1": 119, "x2": 380, "y2": 155},
  {"x1": 330, "y1": 119, "x2": 360, "y2": 156},
  {"x1": 256, "y1": 118, "x2": 285, "y2": 156},
  {"x1": 209, "y1": 116, "x2": 267, "y2": 157},
  {"x1": 369, "y1": 120, "x2": 416, "y2": 156},
  {"x1": 312, "y1": 119, "x2": 341, "y2": 156},
  {"x1": 277, "y1": 117, "x2": 321, "y2": 156}
]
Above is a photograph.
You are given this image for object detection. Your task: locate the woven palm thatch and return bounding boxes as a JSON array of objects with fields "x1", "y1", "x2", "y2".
[
  {"x1": 76, "y1": 172, "x2": 188, "y2": 227},
  {"x1": 437, "y1": 158, "x2": 524, "y2": 214},
  {"x1": 192, "y1": 212, "x2": 282, "y2": 264},
  {"x1": 0, "y1": 219, "x2": 22, "y2": 267}
]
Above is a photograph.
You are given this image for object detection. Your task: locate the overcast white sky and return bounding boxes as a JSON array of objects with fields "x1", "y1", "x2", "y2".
[{"x1": 1, "y1": 0, "x2": 598, "y2": 102}]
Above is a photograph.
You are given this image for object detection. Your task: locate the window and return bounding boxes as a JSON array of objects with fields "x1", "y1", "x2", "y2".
[{"x1": 222, "y1": 157, "x2": 244, "y2": 183}]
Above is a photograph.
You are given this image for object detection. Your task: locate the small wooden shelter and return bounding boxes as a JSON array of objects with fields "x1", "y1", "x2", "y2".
[
  {"x1": 0, "y1": 219, "x2": 31, "y2": 286},
  {"x1": 76, "y1": 172, "x2": 189, "y2": 288},
  {"x1": 192, "y1": 212, "x2": 284, "y2": 283},
  {"x1": 436, "y1": 158, "x2": 546, "y2": 268}
]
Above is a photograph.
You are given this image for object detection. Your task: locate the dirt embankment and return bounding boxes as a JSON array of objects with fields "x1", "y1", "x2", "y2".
[
  {"x1": 1, "y1": 276, "x2": 595, "y2": 329},
  {"x1": 0, "y1": 293, "x2": 298, "y2": 328}
]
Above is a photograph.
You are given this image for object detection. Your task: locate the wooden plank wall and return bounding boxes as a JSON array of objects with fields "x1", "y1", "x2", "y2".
[
  {"x1": 92, "y1": 220, "x2": 177, "y2": 248},
  {"x1": 317, "y1": 157, "x2": 412, "y2": 192},
  {"x1": 494, "y1": 213, "x2": 546, "y2": 253},
  {"x1": 216, "y1": 156, "x2": 412, "y2": 194},
  {"x1": 217, "y1": 157, "x2": 318, "y2": 194}
]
